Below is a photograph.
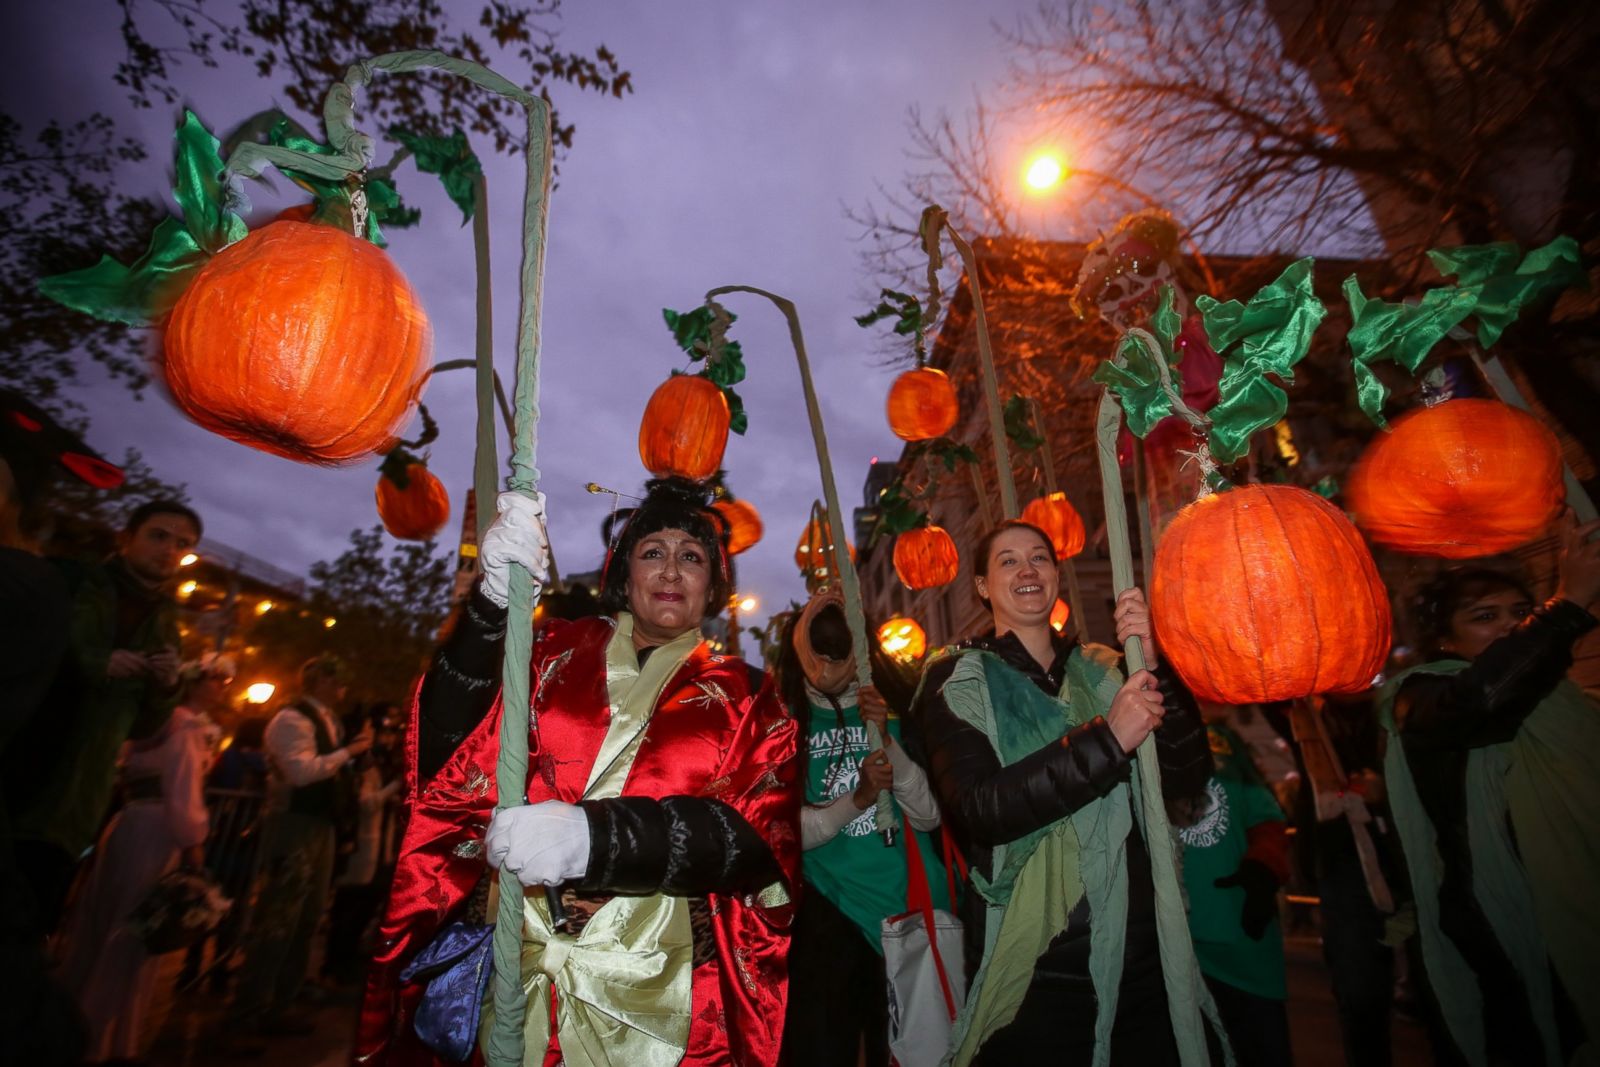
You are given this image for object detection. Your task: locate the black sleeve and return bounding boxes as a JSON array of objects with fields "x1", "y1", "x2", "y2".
[
  {"x1": 915, "y1": 658, "x2": 1130, "y2": 850},
  {"x1": 576, "y1": 795, "x2": 782, "y2": 897},
  {"x1": 416, "y1": 582, "x2": 507, "y2": 782},
  {"x1": 1396, "y1": 597, "x2": 1597, "y2": 750},
  {"x1": 1151, "y1": 663, "x2": 1212, "y2": 803}
]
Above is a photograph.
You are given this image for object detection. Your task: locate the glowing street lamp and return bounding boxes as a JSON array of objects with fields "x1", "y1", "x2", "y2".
[
  {"x1": 179, "y1": 552, "x2": 200, "y2": 567},
  {"x1": 1023, "y1": 152, "x2": 1067, "y2": 191},
  {"x1": 244, "y1": 682, "x2": 276, "y2": 704},
  {"x1": 255, "y1": 600, "x2": 274, "y2": 615},
  {"x1": 737, "y1": 595, "x2": 759, "y2": 615},
  {"x1": 178, "y1": 580, "x2": 198, "y2": 599},
  {"x1": 323, "y1": 616, "x2": 338, "y2": 629}
]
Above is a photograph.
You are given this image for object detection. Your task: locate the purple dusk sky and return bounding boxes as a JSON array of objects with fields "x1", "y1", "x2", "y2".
[{"x1": 4, "y1": 0, "x2": 1060, "y2": 636}]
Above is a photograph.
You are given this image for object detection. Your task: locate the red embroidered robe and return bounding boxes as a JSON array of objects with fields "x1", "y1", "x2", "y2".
[{"x1": 356, "y1": 616, "x2": 800, "y2": 1066}]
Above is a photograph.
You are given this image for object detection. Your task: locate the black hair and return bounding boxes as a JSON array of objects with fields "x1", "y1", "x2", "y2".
[
  {"x1": 598, "y1": 477, "x2": 734, "y2": 619},
  {"x1": 1413, "y1": 567, "x2": 1535, "y2": 649},
  {"x1": 125, "y1": 499, "x2": 203, "y2": 540},
  {"x1": 971, "y1": 519, "x2": 1056, "y2": 610}
]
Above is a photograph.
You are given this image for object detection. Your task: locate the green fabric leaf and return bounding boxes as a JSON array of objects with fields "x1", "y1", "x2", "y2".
[
  {"x1": 1429, "y1": 236, "x2": 1586, "y2": 348},
  {"x1": 173, "y1": 111, "x2": 246, "y2": 254},
  {"x1": 927, "y1": 438, "x2": 980, "y2": 473},
  {"x1": 725, "y1": 385, "x2": 748, "y2": 436},
  {"x1": 37, "y1": 217, "x2": 206, "y2": 327},
  {"x1": 388, "y1": 125, "x2": 483, "y2": 223},
  {"x1": 1004, "y1": 396, "x2": 1045, "y2": 451},
  {"x1": 662, "y1": 304, "x2": 750, "y2": 433},
  {"x1": 1093, "y1": 331, "x2": 1176, "y2": 439},
  {"x1": 265, "y1": 118, "x2": 406, "y2": 246},
  {"x1": 1196, "y1": 257, "x2": 1325, "y2": 463},
  {"x1": 662, "y1": 306, "x2": 717, "y2": 356},
  {"x1": 38, "y1": 110, "x2": 245, "y2": 326},
  {"x1": 878, "y1": 482, "x2": 929, "y2": 536},
  {"x1": 1343, "y1": 277, "x2": 1476, "y2": 426}
]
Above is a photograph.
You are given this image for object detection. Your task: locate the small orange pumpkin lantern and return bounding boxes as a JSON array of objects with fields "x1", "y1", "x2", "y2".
[
  {"x1": 638, "y1": 375, "x2": 730, "y2": 481},
  {"x1": 893, "y1": 525, "x2": 960, "y2": 590},
  {"x1": 1346, "y1": 398, "x2": 1564, "y2": 559},
  {"x1": 1022, "y1": 492, "x2": 1087, "y2": 559},
  {"x1": 795, "y1": 515, "x2": 855, "y2": 584},
  {"x1": 877, "y1": 616, "x2": 927, "y2": 662},
  {"x1": 1050, "y1": 599, "x2": 1071, "y2": 633},
  {"x1": 887, "y1": 366, "x2": 959, "y2": 441},
  {"x1": 1151, "y1": 484, "x2": 1392, "y2": 705},
  {"x1": 163, "y1": 220, "x2": 432, "y2": 464},
  {"x1": 713, "y1": 497, "x2": 763, "y2": 555},
  {"x1": 376, "y1": 463, "x2": 450, "y2": 541}
]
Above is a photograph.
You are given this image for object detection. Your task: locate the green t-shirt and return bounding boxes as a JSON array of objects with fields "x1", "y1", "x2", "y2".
[
  {"x1": 801, "y1": 698, "x2": 951, "y2": 951},
  {"x1": 1178, "y1": 724, "x2": 1288, "y2": 1000}
]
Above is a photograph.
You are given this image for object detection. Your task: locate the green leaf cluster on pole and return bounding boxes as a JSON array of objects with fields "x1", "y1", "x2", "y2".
[{"x1": 661, "y1": 304, "x2": 750, "y2": 434}]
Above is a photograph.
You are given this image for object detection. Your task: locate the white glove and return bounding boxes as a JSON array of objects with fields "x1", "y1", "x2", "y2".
[
  {"x1": 485, "y1": 800, "x2": 591, "y2": 887},
  {"x1": 479, "y1": 490, "x2": 551, "y2": 609}
]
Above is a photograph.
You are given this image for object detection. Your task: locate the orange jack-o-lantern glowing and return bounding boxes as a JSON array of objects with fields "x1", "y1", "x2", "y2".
[
  {"x1": 1152, "y1": 484, "x2": 1392, "y2": 705},
  {"x1": 795, "y1": 516, "x2": 855, "y2": 584},
  {"x1": 886, "y1": 367, "x2": 959, "y2": 441},
  {"x1": 892, "y1": 525, "x2": 960, "y2": 590},
  {"x1": 877, "y1": 616, "x2": 927, "y2": 662},
  {"x1": 163, "y1": 221, "x2": 433, "y2": 464},
  {"x1": 1346, "y1": 398, "x2": 1564, "y2": 559},
  {"x1": 638, "y1": 375, "x2": 730, "y2": 481}
]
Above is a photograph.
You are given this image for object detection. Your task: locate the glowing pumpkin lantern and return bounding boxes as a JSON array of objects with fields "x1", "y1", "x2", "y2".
[
  {"x1": 1346, "y1": 398, "x2": 1564, "y2": 559},
  {"x1": 713, "y1": 497, "x2": 763, "y2": 555},
  {"x1": 638, "y1": 375, "x2": 730, "y2": 481},
  {"x1": 886, "y1": 367, "x2": 959, "y2": 441},
  {"x1": 1022, "y1": 492, "x2": 1087, "y2": 559},
  {"x1": 375, "y1": 462, "x2": 450, "y2": 541},
  {"x1": 1151, "y1": 484, "x2": 1391, "y2": 705},
  {"x1": 163, "y1": 220, "x2": 432, "y2": 464},
  {"x1": 893, "y1": 525, "x2": 960, "y2": 590},
  {"x1": 877, "y1": 616, "x2": 927, "y2": 663}
]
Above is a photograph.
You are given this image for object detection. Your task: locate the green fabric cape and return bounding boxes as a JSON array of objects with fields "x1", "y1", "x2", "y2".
[
  {"x1": 1378, "y1": 661, "x2": 1600, "y2": 1067},
  {"x1": 932, "y1": 644, "x2": 1226, "y2": 1067}
]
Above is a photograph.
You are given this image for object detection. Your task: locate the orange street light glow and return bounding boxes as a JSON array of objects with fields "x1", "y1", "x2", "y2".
[
  {"x1": 245, "y1": 682, "x2": 276, "y2": 704},
  {"x1": 1024, "y1": 153, "x2": 1066, "y2": 191},
  {"x1": 738, "y1": 595, "x2": 758, "y2": 614},
  {"x1": 255, "y1": 600, "x2": 273, "y2": 615},
  {"x1": 180, "y1": 552, "x2": 199, "y2": 567}
]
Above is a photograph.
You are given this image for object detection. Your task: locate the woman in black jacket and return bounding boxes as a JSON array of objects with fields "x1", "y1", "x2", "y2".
[
  {"x1": 1380, "y1": 515, "x2": 1600, "y2": 1067},
  {"x1": 913, "y1": 519, "x2": 1218, "y2": 1066}
]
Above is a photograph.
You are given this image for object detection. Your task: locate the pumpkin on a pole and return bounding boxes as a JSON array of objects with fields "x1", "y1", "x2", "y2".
[
  {"x1": 375, "y1": 405, "x2": 450, "y2": 542},
  {"x1": 638, "y1": 303, "x2": 750, "y2": 480},
  {"x1": 1346, "y1": 398, "x2": 1565, "y2": 558},
  {"x1": 892, "y1": 524, "x2": 960, "y2": 590}
]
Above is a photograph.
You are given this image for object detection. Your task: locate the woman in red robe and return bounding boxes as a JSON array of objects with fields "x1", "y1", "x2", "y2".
[{"x1": 356, "y1": 478, "x2": 800, "y2": 1067}]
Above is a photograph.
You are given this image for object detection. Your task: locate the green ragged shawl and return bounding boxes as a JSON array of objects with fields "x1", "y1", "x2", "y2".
[
  {"x1": 1379, "y1": 662, "x2": 1600, "y2": 1067},
  {"x1": 935, "y1": 644, "x2": 1225, "y2": 1067}
]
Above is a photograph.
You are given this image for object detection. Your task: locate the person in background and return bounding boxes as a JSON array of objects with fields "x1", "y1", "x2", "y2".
[
  {"x1": 1380, "y1": 515, "x2": 1600, "y2": 1066},
  {"x1": 55, "y1": 651, "x2": 223, "y2": 1062},
  {"x1": 230, "y1": 655, "x2": 371, "y2": 1039},
  {"x1": 324, "y1": 704, "x2": 404, "y2": 986},
  {"x1": 1178, "y1": 712, "x2": 1293, "y2": 1067},
  {"x1": 0, "y1": 389, "x2": 125, "y2": 1066},
  {"x1": 7, "y1": 498, "x2": 198, "y2": 936},
  {"x1": 777, "y1": 590, "x2": 945, "y2": 1067}
]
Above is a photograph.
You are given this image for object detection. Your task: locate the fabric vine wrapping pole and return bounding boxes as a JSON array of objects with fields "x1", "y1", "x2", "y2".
[
  {"x1": 921, "y1": 206, "x2": 1018, "y2": 519},
  {"x1": 1094, "y1": 327, "x2": 1227, "y2": 1067},
  {"x1": 704, "y1": 284, "x2": 899, "y2": 840},
  {"x1": 237, "y1": 49, "x2": 555, "y2": 1067}
]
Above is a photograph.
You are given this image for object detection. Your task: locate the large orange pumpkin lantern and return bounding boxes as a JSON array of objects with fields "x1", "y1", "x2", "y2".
[
  {"x1": 877, "y1": 616, "x2": 927, "y2": 663},
  {"x1": 638, "y1": 375, "x2": 730, "y2": 481},
  {"x1": 376, "y1": 462, "x2": 450, "y2": 541},
  {"x1": 1346, "y1": 398, "x2": 1564, "y2": 559},
  {"x1": 1151, "y1": 484, "x2": 1391, "y2": 705},
  {"x1": 163, "y1": 220, "x2": 432, "y2": 464},
  {"x1": 1022, "y1": 492, "x2": 1087, "y2": 559},
  {"x1": 713, "y1": 497, "x2": 763, "y2": 555},
  {"x1": 893, "y1": 525, "x2": 960, "y2": 590},
  {"x1": 795, "y1": 515, "x2": 855, "y2": 584},
  {"x1": 886, "y1": 367, "x2": 959, "y2": 441}
]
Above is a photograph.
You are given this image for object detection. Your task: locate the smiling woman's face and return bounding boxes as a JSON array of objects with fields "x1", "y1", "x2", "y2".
[
  {"x1": 975, "y1": 526, "x2": 1059, "y2": 635},
  {"x1": 626, "y1": 527, "x2": 712, "y2": 646}
]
